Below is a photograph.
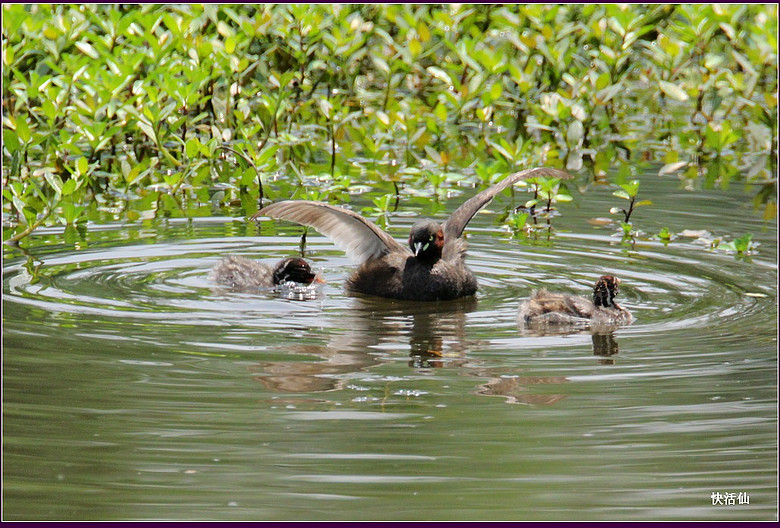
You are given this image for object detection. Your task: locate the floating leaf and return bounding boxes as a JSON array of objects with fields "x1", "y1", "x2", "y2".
[{"x1": 733, "y1": 233, "x2": 753, "y2": 253}]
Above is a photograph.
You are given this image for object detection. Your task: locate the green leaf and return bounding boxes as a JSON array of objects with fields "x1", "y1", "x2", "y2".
[
  {"x1": 376, "y1": 111, "x2": 390, "y2": 126},
  {"x1": 716, "y1": 240, "x2": 733, "y2": 251},
  {"x1": 659, "y1": 80, "x2": 689, "y2": 102},
  {"x1": 225, "y1": 36, "x2": 236, "y2": 54},
  {"x1": 620, "y1": 180, "x2": 640, "y2": 196},
  {"x1": 317, "y1": 98, "x2": 332, "y2": 119},
  {"x1": 612, "y1": 189, "x2": 631, "y2": 200},
  {"x1": 634, "y1": 200, "x2": 653, "y2": 207},
  {"x1": 240, "y1": 167, "x2": 256, "y2": 187},
  {"x1": 137, "y1": 119, "x2": 157, "y2": 142},
  {"x1": 763, "y1": 202, "x2": 777, "y2": 221},
  {"x1": 489, "y1": 82, "x2": 503, "y2": 100},
  {"x1": 409, "y1": 38, "x2": 422, "y2": 57},
  {"x1": 417, "y1": 20, "x2": 430, "y2": 42},
  {"x1": 509, "y1": 212, "x2": 529, "y2": 229},
  {"x1": 256, "y1": 144, "x2": 279, "y2": 166},
  {"x1": 596, "y1": 72, "x2": 611, "y2": 91},
  {"x1": 185, "y1": 138, "x2": 200, "y2": 158},
  {"x1": 77, "y1": 157, "x2": 88, "y2": 175},
  {"x1": 43, "y1": 171, "x2": 63, "y2": 195},
  {"x1": 371, "y1": 56, "x2": 390, "y2": 76},
  {"x1": 3, "y1": 43, "x2": 14, "y2": 66},
  {"x1": 3, "y1": 129, "x2": 19, "y2": 153},
  {"x1": 733, "y1": 233, "x2": 753, "y2": 253},
  {"x1": 75, "y1": 41, "x2": 100, "y2": 60},
  {"x1": 434, "y1": 103, "x2": 447, "y2": 122},
  {"x1": 61, "y1": 178, "x2": 77, "y2": 196},
  {"x1": 125, "y1": 165, "x2": 142, "y2": 185},
  {"x1": 12, "y1": 196, "x2": 27, "y2": 220},
  {"x1": 16, "y1": 115, "x2": 30, "y2": 144},
  {"x1": 426, "y1": 66, "x2": 452, "y2": 86}
]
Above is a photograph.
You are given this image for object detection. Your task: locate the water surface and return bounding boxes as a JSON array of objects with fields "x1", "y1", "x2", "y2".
[{"x1": 3, "y1": 175, "x2": 777, "y2": 520}]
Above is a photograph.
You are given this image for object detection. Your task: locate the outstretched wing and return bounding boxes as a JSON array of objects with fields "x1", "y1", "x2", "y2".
[
  {"x1": 251, "y1": 201, "x2": 409, "y2": 265},
  {"x1": 442, "y1": 167, "x2": 574, "y2": 239}
]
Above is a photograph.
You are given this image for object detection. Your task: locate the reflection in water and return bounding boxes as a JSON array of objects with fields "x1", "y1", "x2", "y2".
[
  {"x1": 474, "y1": 374, "x2": 569, "y2": 406},
  {"x1": 247, "y1": 295, "x2": 586, "y2": 405},
  {"x1": 518, "y1": 319, "x2": 626, "y2": 364},
  {"x1": 3, "y1": 178, "x2": 776, "y2": 521},
  {"x1": 591, "y1": 332, "x2": 620, "y2": 364},
  {"x1": 249, "y1": 297, "x2": 480, "y2": 396},
  {"x1": 250, "y1": 344, "x2": 377, "y2": 395}
]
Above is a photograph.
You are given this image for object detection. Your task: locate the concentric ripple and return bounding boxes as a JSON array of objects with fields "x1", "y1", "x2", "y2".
[
  {"x1": 3, "y1": 218, "x2": 775, "y2": 347},
  {"x1": 3, "y1": 200, "x2": 777, "y2": 522}
]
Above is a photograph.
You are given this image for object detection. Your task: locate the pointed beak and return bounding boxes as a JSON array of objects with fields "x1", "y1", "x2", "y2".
[{"x1": 413, "y1": 241, "x2": 426, "y2": 256}]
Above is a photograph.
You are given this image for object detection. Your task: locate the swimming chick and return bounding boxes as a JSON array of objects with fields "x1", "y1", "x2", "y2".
[
  {"x1": 517, "y1": 275, "x2": 633, "y2": 326},
  {"x1": 250, "y1": 167, "x2": 572, "y2": 301},
  {"x1": 211, "y1": 256, "x2": 321, "y2": 290}
]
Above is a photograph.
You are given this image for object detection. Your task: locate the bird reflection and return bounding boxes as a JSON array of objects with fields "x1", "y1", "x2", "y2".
[
  {"x1": 591, "y1": 331, "x2": 620, "y2": 364},
  {"x1": 473, "y1": 373, "x2": 569, "y2": 406},
  {"x1": 249, "y1": 296, "x2": 481, "y2": 397},
  {"x1": 248, "y1": 344, "x2": 376, "y2": 394},
  {"x1": 518, "y1": 320, "x2": 625, "y2": 365},
  {"x1": 246, "y1": 295, "x2": 595, "y2": 406}
]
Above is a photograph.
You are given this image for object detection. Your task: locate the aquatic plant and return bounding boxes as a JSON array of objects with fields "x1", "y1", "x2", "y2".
[
  {"x1": 2, "y1": 4, "x2": 776, "y2": 244},
  {"x1": 610, "y1": 178, "x2": 652, "y2": 238}
]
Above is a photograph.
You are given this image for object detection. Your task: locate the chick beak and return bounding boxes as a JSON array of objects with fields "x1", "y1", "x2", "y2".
[{"x1": 413, "y1": 241, "x2": 427, "y2": 256}]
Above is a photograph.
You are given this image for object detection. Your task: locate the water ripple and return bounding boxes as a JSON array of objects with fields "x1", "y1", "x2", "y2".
[{"x1": 3, "y1": 224, "x2": 775, "y2": 345}]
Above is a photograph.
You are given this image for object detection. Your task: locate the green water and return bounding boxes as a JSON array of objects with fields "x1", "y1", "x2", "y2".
[{"x1": 2, "y1": 175, "x2": 777, "y2": 520}]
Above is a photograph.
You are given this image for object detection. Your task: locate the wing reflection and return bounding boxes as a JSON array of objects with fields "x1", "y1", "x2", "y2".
[{"x1": 247, "y1": 296, "x2": 623, "y2": 405}]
